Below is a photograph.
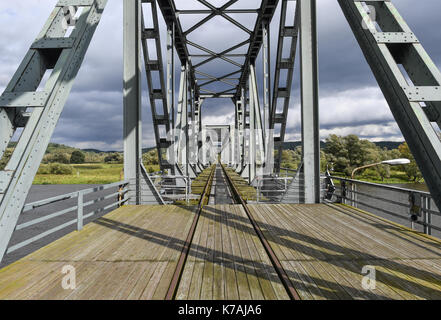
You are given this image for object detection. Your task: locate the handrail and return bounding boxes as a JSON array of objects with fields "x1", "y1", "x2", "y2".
[
  {"x1": 328, "y1": 176, "x2": 439, "y2": 236},
  {"x1": 149, "y1": 174, "x2": 190, "y2": 204},
  {"x1": 330, "y1": 175, "x2": 432, "y2": 196},
  {"x1": 255, "y1": 176, "x2": 294, "y2": 203},
  {"x1": 22, "y1": 180, "x2": 129, "y2": 212},
  {"x1": 140, "y1": 163, "x2": 165, "y2": 204},
  {"x1": 7, "y1": 181, "x2": 130, "y2": 254}
]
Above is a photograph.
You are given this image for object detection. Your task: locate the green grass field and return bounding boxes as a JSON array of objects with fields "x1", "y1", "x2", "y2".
[
  {"x1": 33, "y1": 163, "x2": 160, "y2": 185},
  {"x1": 332, "y1": 169, "x2": 421, "y2": 184}
]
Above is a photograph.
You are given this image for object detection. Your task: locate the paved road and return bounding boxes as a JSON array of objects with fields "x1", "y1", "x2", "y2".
[{"x1": 1, "y1": 184, "x2": 121, "y2": 268}]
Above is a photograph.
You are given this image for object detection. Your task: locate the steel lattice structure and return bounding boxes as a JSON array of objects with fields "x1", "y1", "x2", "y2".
[{"x1": 0, "y1": 0, "x2": 441, "y2": 263}]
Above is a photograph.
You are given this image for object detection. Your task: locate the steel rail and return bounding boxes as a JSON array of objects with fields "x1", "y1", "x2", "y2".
[
  {"x1": 165, "y1": 164, "x2": 216, "y2": 300},
  {"x1": 220, "y1": 164, "x2": 301, "y2": 300}
]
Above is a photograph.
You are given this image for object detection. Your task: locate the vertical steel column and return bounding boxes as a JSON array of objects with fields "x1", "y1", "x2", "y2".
[
  {"x1": 166, "y1": 23, "x2": 175, "y2": 174},
  {"x1": 196, "y1": 98, "x2": 204, "y2": 167},
  {"x1": 262, "y1": 23, "x2": 271, "y2": 140},
  {"x1": 262, "y1": 23, "x2": 274, "y2": 176},
  {"x1": 189, "y1": 86, "x2": 198, "y2": 169},
  {"x1": 300, "y1": 0, "x2": 320, "y2": 203},
  {"x1": 249, "y1": 69, "x2": 256, "y2": 183},
  {"x1": 176, "y1": 65, "x2": 188, "y2": 176},
  {"x1": 124, "y1": 0, "x2": 142, "y2": 205},
  {"x1": 250, "y1": 64, "x2": 265, "y2": 180},
  {"x1": 240, "y1": 88, "x2": 246, "y2": 171}
]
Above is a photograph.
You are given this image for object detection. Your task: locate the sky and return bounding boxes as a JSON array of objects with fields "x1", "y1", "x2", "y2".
[{"x1": 0, "y1": 0, "x2": 440, "y2": 151}]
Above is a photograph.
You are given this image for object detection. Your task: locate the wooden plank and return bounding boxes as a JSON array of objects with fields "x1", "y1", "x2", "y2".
[
  {"x1": 248, "y1": 204, "x2": 412, "y2": 300},
  {"x1": 175, "y1": 261, "x2": 195, "y2": 300},
  {"x1": 239, "y1": 206, "x2": 279, "y2": 300},
  {"x1": 281, "y1": 204, "x2": 406, "y2": 299},
  {"x1": 0, "y1": 205, "x2": 197, "y2": 300},
  {"x1": 227, "y1": 205, "x2": 252, "y2": 300},
  {"x1": 200, "y1": 206, "x2": 215, "y2": 299},
  {"x1": 219, "y1": 205, "x2": 240, "y2": 300},
  {"x1": 213, "y1": 205, "x2": 225, "y2": 300},
  {"x1": 113, "y1": 262, "x2": 152, "y2": 300}
]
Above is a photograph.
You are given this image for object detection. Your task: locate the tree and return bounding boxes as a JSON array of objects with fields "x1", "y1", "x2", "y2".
[
  {"x1": 280, "y1": 147, "x2": 301, "y2": 170},
  {"x1": 70, "y1": 151, "x2": 85, "y2": 164},
  {"x1": 398, "y1": 142, "x2": 422, "y2": 181},
  {"x1": 104, "y1": 153, "x2": 123, "y2": 164},
  {"x1": 142, "y1": 149, "x2": 159, "y2": 165},
  {"x1": 0, "y1": 148, "x2": 13, "y2": 170},
  {"x1": 45, "y1": 152, "x2": 70, "y2": 164},
  {"x1": 324, "y1": 134, "x2": 390, "y2": 177}
]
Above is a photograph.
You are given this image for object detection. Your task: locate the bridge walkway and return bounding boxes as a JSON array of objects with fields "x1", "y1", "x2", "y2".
[{"x1": 1, "y1": 204, "x2": 441, "y2": 299}]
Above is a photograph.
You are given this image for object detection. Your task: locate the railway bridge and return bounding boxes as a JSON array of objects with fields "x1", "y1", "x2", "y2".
[{"x1": 1, "y1": 0, "x2": 441, "y2": 300}]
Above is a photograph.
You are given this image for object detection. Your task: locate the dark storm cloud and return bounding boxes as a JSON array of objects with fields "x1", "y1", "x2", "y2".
[{"x1": 1, "y1": 0, "x2": 440, "y2": 150}]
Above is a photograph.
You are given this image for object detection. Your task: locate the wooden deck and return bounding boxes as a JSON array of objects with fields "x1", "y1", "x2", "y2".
[
  {"x1": 0, "y1": 205, "x2": 197, "y2": 299},
  {"x1": 248, "y1": 204, "x2": 441, "y2": 300},
  {"x1": 176, "y1": 205, "x2": 289, "y2": 300},
  {"x1": 1, "y1": 203, "x2": 441, "y2": 300}
]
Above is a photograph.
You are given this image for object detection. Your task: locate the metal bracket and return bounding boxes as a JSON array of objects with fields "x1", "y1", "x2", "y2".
[
  {"x1": 373, "y1": 32, "x2": 419, "y2": 44},
  {"x1": 402, "y1": 86, "x2": 441, "y2": 102},
  {"x1": 0, "y1": 92, "x2": 50, "y2": 108}
]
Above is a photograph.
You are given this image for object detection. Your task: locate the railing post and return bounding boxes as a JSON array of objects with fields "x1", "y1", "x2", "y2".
[
  {"x1": 341, "y1": 180, "x2": 346, "y2": 204},
  {"x1": 353, "y1": 183, "x2": 357, "y2": 208},
  {"x1": 427, "y1": 197, "x2": 432, "y2": 236},
  {"x1": 118, "y1": 184, "x2": 123, "y2": 208},
  {"x1": 257, "y1": 177, "x2": 260, "y2": 203},
  {"x1": 77, "y1": 191, "x2": 84, "y2": 231},
  {"x1": 186, "y1": 177, "x2": 189, "y2": 205},
  {"x1": 423, "y1": 195, "x2": 428, "y2": 234}
]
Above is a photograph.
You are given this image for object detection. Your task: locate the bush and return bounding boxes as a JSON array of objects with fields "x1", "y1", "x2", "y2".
[
  {"x1": 43, "y1": 152, "x2": 70, "y2": 164},
  {"x1": 104, "y1": 153, "x2": 123, "y2": 164},
  {"x1": 0, "y1": 148, "x2": 13, "y2": 170},
  {"x1": 147, "y1": 166, "x2": 155, "y2": 173},
  {"x1": 70, "y1": 151, "x2": 85, "y2": 164},
  {"x1": 38, "y1": 163, "x2": 74, "y2": 175},
  {"x1": 142, "y1": 149, "x2": 159, "y2": 165}
]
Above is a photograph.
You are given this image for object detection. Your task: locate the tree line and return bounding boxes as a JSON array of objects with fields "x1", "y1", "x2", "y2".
[{"x1": 281, "y1": 134, "x2": 422, "y2": 182}]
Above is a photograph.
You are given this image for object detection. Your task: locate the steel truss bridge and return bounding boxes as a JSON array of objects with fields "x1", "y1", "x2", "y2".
[{"x1": 1, "y1": 0, "x2": 441, "y2": 298}]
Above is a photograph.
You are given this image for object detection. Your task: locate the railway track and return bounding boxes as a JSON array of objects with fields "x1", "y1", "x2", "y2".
[
  {"x1": 220, "y1": 164, "x2": 301, "y2": 300},
  {"x1": 166, "y1": 163, "x2": 301, "y2": 300},
  {"x1": 165, "y1": 164, "x2": 216, "y2": 299}
]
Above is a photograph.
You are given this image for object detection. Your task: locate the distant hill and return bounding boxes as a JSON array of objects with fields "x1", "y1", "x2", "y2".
[
  {"x1": 374, "y1": 141, "x2": 404, "y2": 150},
  {"x1": 82, "y1": 148, "x2": 118, "y2": 154},
  {"x1": 283, "y1": 141, "x2": 326, "y2": 150},
  {"x1": 283, "y1": 140, "x2": 404, "y2": 151},
  {"x1": 7, "y1": 140, "x2": 404, "y2": 156}
]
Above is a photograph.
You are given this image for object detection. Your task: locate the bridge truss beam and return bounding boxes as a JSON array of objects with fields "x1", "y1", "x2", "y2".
[
  {"x1": 338, "y1": 0, "x2": 441, "y2": 213},
  {"x1": 0, "y1": 0, "x2": 108, "y2": 262},
  {"x1": 2, "y1": 0, "x2": 441, "y2": 265}
]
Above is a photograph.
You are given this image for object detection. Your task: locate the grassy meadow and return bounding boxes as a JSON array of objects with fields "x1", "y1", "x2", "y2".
[{"x1": 33, "y1": 163, "x2": 160, "y2": 185}]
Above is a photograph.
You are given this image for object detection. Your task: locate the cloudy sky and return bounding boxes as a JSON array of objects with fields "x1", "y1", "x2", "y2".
[{"x1": 1, "y1": 0, "x2": 440, "y2": 150}]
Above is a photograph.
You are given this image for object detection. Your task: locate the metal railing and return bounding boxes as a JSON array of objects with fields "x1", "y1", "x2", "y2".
[
  {"x1": 280, "y1": 167, "x2": 300, "y2": 178},
  {"x1": 329, "y1": 176, "x2": 441, "y2": 236},
  {"x1": 7, "y1": 180, "x2": 129, "y2": 254},
  {"x1": 150, "y1": 174, "x2": 192, "y2": 204},
  {"x1": 255, "y1": 176, "x2": 294, "y2": 203}
]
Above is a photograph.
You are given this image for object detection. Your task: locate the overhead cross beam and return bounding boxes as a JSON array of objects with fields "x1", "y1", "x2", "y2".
[
  {"x1": 188, "y1": 39, "x2": 250, "y2": 69},
  {"x1": 183, "y1": 0, "x2": 252, "y2": 36},
  {"x1": 158, "y1": 0, "x2": 280, "y2": 101},
  {"x1": 236, "y1": 0, "x2": 279, "y2": 101}
]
